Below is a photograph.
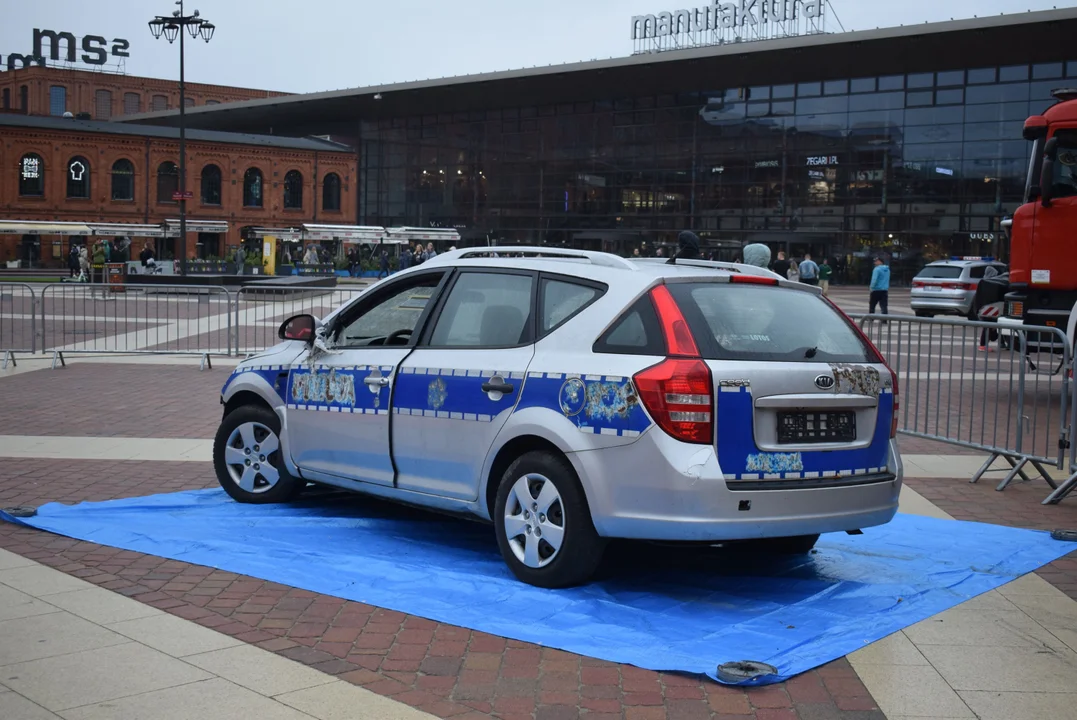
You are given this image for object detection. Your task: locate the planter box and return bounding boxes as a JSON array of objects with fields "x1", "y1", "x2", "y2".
[{"x1": 5, "y1": 261, "x2": 20, "y2": 269}]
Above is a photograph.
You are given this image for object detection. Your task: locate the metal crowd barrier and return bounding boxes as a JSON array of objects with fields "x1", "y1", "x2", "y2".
[
  {"x1": 39, "y1": 283, "x2": 233, "y2": 370},
  {"x1": 853, "y1": 314, "x2": 1071, "y2": 495},
  {"x1": 233, "y1": 285, "x2": 365, "y2": 357},
  {"x1": 1045, "y1": 353, "x2": 1077, "y2": 505},
  {"x1": 0, "y1": 282, "x2": 37, "y2": 369}
]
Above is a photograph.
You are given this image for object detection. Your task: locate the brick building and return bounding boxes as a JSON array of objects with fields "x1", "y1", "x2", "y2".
[
  {"x1": 0, "y1": 113, "x2": 356, "y2": 267},
  {"x1": 0, "y1": 65, "x2": 289, "y2": 119}
]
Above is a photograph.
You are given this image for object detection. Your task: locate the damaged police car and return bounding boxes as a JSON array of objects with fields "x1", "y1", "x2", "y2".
[{"x1": 217, "y1": 248, "x2": 902, "y2": 588}]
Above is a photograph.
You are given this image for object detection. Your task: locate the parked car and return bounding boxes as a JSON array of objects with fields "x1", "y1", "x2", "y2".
[
  {"x1": 910, "y1": 258, "x2": 1008, "y2": 318},
  {"x1": 215, "y1": 248, "x2": 902, "y2": 587}
]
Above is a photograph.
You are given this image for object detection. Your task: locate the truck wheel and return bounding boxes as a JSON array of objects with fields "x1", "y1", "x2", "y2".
[
  {"x1": 213, "y1": 405, "x2": 302, "y2": 504},
  {"x1": 493, "y1": 450, "x2": 606, "y2": 588}
]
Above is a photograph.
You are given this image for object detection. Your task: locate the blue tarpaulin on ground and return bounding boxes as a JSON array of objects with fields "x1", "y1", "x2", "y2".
[{"x1": 3, "y1": 489, "x2": 1074, "y2": 685}]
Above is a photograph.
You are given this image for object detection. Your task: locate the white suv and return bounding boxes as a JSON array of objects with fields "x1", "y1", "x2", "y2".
[{"x1": 216, "y1": 248, "x2": 902, "y2": 587}]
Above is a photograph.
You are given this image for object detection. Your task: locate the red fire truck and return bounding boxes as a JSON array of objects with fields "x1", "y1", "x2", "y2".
[{"x1": 998, "y1": 89, "x2": 1077, "y2": 351}]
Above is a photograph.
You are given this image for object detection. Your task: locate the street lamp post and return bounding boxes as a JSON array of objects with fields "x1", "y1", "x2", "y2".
[{"x1": 149, "y1": 1, "x2": 214, "y2": 276}]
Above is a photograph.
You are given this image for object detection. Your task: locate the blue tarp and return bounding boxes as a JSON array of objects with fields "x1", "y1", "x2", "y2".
[{"x1": 4, "y1": 489, "x2": 1074, "y2": 685}]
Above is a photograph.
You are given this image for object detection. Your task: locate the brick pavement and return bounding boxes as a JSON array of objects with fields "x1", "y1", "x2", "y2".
[{"x1": 0, "y1": 457, "x2": 884, "y2": 720}]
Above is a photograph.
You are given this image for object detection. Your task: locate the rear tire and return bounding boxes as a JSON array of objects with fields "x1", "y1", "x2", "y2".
[
  {"x1": 213, "y1": 404, "x2": 302, "y2": 505},
  {"x1": 493, "y1": 450, "x2": 606, "y2": 588},
  {"x1": 751, "y1": 534, "x2": 820, "y2": 555}
]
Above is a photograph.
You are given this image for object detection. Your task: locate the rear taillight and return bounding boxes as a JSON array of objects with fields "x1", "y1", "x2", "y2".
[
  {"x1": 911, "y1": 280, "x2": 925, "y2": 288},
  {"x1": 940, "y1": 282, "x2": 973, "y2": 290},
  {"x1": 634, "y1": 358, "x2": 714, "y2": 444},
  {"x1": 887, "y1": 365, "x2": 900, "y2": 439},
  {"x1": 1009, "y1": 301, "x2": 1025, "y2": 318},
  {"x1": 634, "y1": 285, "x2": 713, "y2": 444},
  {"x1": 730, "y1": 275, "x2": 780, "y2": 286}
]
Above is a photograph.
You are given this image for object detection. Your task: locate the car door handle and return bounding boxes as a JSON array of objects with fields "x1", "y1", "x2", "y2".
[
  {"x1": 481, "y1": 381, "x2": 515, "y2": 394},
  {"x1": 364, "y1": 376, "x2": 390, "y2": 387}
]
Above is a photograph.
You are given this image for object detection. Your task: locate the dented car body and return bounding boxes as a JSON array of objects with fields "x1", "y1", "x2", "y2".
[{"x1": 218, "y1": 248, "x2": 902, "y2": 586}]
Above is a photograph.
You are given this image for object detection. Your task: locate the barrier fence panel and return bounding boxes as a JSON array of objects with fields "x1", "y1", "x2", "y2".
[
  {"x1": 853, "y1": 314, "x2": 1071, "y2": 491},
  {"x1": 233, "y1": 285, "x2": 368, "y2": 357},
  {"x1": 0, "y1": 282, "x2": 37, "y2": 368},
  {"x1": 1045, "y1": 354, "x2": 1077, "y2": 505},
  {"x1": 40, "y1": 283, "x2": 233, "y2": 368}
]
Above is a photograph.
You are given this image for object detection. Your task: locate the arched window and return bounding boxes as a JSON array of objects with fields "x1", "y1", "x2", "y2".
[
  {"x1": 111, "y1": 159, "x2": 135, "y2": 201},
  {"x1": 322, "y1": 173, "x2": 341, "y2": 211},
  {"x1": 49, "y1": 85, "x2": 67, "y2": 116},
  {"x1": 156, "y1": 161, "x2": 179, "y2": 203},
  {"x1": 18, "y1": 153, "x2": 44, "y2": 196},
  {"x1": 205, "y1": 99, "x2": 220, "y2": 106},
  {"x1": 151, "y1": 95, "x2": 168, "y2": 112},
  {"x1": 123, "y1": 92, "x2": 141, "y2": 115},
  {"x1": 283, "y1": 170, "x2": 303, "y2": 209},
  {"x1": 200, "y1": 164, "x2": 222, "y2": 205},
  {"x1": 94, "y1": 90, "x2": 112, "y2": 119},
  {"x1": 66, "y1": 156, "x2": 91, "y2": 199},
  {"x1": 243, "y1": 168, "x2": 263, "y2": 207}
]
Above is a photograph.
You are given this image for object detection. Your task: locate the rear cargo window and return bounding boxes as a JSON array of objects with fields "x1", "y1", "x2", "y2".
[
  {"x1": 915, "y1": 266, "x2": 963, "y2": 279},
  {"x1": 671, "y1": 284, "x2": 874, "y2": 363}
]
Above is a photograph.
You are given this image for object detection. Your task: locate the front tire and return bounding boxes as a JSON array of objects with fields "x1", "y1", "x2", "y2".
[
  {"x1": 493, "y1": 450, "x2": 606, "y2": 588},
  {"x1": 213, "y1": 404, "x2": 302, "y2": 504}
]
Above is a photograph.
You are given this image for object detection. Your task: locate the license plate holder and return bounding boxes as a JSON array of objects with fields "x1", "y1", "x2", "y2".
[{"x1": 777, "y1": 411, "x2": 856, "y2": 444}]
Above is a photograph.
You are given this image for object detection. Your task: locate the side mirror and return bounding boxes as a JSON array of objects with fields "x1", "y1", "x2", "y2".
[
  {"x1": 1042, "y1": 137, "x2": 1059, "y2": 207},
  {"x1": 279, "y1": 314, "x2": 318, "y2": 344}
]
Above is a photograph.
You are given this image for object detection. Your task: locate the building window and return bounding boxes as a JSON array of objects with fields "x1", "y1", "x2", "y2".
[
  {"x1": 94, "y1": 89, "x2": 112, "y2": 119},
  {"x1": 49, "y1": 85, "x2": 67, "y2": 116},
  {"x1": 66, "y1": 156, "x2": 91, "y2": 199},
  {"x1": 283, "y1": 170, "x2": 303, "y2": 209},
  {"x1": 123, "y1": 92, "x2": 141, "y2": 115},
  {"x1": 205, "y1": 99, "x2": 220, "y2": 106},
  {"x1": 184, "y1": 97, "x2": 195, "y2": 108},
  {"x1": 1, "y1": 89, "x2": 8, "y2": 110},
  {"x1": 19, "y1": 153, "x2": 45, "y2": 196},
  {"x1": 111, "y1": 159, "x2": 135, "y2": 201},
  {"x1": 243, "y1": 168, "x2": 263, "y2": 207},
  {"x1": 157, "y1": 161, "x2": 179, "y2": 203},
  {"x1": 19, "y1": 85, "x2": 28, "y2": 112},
  {"x1": 200, "y1": 164, "x2": 222, "y2": 205},
  {"x1": 322, "y1": 173, "x2": 341, "y2": 211},
  {"x1": 151, "y1": 95, "x2": 168, "y2": 112}
]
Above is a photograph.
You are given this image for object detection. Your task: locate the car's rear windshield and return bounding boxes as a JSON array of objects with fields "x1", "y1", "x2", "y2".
[
  {"x1": 915, "y1": 266, "x2": 963, "y2": 279},
  {"x1": 670, "y1": 284, "x2": 876, "y2": 363}
]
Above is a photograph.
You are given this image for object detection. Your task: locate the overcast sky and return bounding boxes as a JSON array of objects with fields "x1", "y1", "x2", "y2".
[{"x1": 2, "y1": 0, "x2": 1074, "y2": 94}]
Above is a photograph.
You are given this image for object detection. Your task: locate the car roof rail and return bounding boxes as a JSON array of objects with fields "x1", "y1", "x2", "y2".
[
  {"x1": 437, "y1": 246, "x2": 638, "y2": 271},
  {"x1": 632, "y1": 257, "x2": 785, "y2": 281}
]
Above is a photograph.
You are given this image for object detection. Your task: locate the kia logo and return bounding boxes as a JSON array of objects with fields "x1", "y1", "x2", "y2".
[{"x1": 815, "y1": 375, "x2": 835, "y2": 390}]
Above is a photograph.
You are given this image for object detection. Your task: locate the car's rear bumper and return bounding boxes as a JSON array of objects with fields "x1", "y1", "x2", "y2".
[
  {"x1": 572, "y1": 431, "x2": 902, "y2": 541},
  {"x1": 910, "y1": 292, "x2": 974, "y2": 314}
]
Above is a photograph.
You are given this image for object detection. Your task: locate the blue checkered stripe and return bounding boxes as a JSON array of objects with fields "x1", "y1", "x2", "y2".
[
  {"x1": 718, "y1": 384, "x2": 895, "y2": 481},
  {"x1": 286, "y1": 365, "x2": 393, "y2": 415},
  {"x1": 513, "y1": 372, "x2": 652, "y2": 437},
  {"x1": 391, "y1": 367, "x2": 526, "y2": 422},
  {"x1": 224, "y1": 364, "x2": 288, "y2": 402}
]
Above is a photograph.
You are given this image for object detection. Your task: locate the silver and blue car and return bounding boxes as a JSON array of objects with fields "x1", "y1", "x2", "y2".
[{"x1": 216, "y1": 248, "x2": 902, "y2": 587}]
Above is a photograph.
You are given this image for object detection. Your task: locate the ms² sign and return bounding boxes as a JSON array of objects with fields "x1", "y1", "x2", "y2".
[{"x1": 1, "y1": 29, "x2": 131, "y2": 71}]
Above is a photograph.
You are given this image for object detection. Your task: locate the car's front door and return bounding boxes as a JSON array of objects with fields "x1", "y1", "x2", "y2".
[
  {"x1": 391, "y1": 270, "x2": 537, "y2": 501},
  {"x1": 286, "y1": 270, "x2": 448, "y2": 486}
]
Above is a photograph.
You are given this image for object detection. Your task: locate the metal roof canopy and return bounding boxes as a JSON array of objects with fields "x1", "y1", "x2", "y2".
[
  {"x1": 0, "y1": 221, "x2": 92, "y2": 236},
  {"x1": 302, "y1": 224, "x2": 388, "y2": 243},
  {"x1": 387, "y1": 227, "x2": 461, "y2": 243},
  {"x1": 116, "y1": 8, "x2": 1077, "y2": 137},
  {"x1": 163, "y1": 219, "x2": 229, "y2": 237},
  {"x1": 248, "y1": 227, "x2": 304, "y2": 241},
  {"x1": 90, "y1": 223, "x2": 168, "y2": 238}
]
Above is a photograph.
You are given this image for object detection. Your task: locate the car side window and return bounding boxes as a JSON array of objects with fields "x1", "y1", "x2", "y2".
[
  {"x1": 593, "y1": 295, "x2": 666, "y2": 356},
  {"x1": 428, "y1": 271, "x2": 535, "y2": 348},
  {"x1": 969, "y1": 266, "x2": 987, "y2": 279},
  {"x1": 334, "y1": 275, "x2": 443, "y2": 348},
  {"x1": 540, "y1": 278, "x2": 601, "y2": 335}
]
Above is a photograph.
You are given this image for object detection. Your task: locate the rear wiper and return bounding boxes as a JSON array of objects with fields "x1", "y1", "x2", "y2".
[{"x1": 804, "y1": 347, "x2": 818, "y2": 359}]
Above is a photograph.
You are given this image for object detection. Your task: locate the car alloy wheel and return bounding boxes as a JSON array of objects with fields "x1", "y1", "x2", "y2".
[
  {"x1": 503, "y1": 473, "x2": 566, "y2": 569},
  {"x1": 223, "y1": 421, "x2": 281, "y2": 494}
]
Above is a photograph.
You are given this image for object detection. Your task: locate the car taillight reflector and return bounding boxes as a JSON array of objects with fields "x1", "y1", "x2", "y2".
[
  {"x1": 730, "y1": 275, "x2": 780, "y2": 286},
  {"x1": 912, "y1": 280, "x2": 925, "y2": 288},
  {"x1": 940, "y1": 282, "x2": 972, "y2": 290},
  {"x1": 634, "y1": 358, "x2": 714, "y2": 444},
  {"x1": 1009, "y1": 301, "x2": 1025, "y2": 318},
  {"x1": 649, "y1": 285, "x2": 700, "y2": 357}
]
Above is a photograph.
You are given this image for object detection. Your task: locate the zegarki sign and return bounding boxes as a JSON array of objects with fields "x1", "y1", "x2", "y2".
[{"x1": 1, "y1": 28, "x2": 130, "y2": 72}]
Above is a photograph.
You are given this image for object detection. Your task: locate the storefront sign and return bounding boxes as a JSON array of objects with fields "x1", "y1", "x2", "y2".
[
  {"x1": 806, "y1": 155, "x2": 838, "y2": 166},
  {"x1": 632, "y1": 0, "x2": 825, "y2": 44},
  {"x1": 21, "y1": 156, "x2": 40, "y2": 180},
  {"x1": 754, "y1": 159, "x2": 780, "y2": 168},
  {"x1": 2, "y1": 28, "x2": 130, "y2": 71},
  {"x1": 69, "y1": 160, "x2": 85, "y2": 181}
]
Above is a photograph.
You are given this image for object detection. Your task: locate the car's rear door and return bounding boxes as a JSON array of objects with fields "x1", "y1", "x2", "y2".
[
  {"x1": 668, "y1": 281, "x2": 896, "y2": 487},
  {"x1": 390, "y1": 269, "x2": 537, "y2": 501}
]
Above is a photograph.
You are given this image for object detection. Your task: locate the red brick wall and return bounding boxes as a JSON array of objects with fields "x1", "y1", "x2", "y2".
[
  {"x1": 0, "y1": 124, "x2": 355, "y2": 265},
  {"x1": 0, "y1": 66, "x2": 289, "y2": 119}
]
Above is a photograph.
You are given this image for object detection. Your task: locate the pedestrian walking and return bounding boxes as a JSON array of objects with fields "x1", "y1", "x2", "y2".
[
  {"x1": 771, "y1": 251, "x2": 790, "y2": 279},
  {"x1": 400, "y1": 246, "x2": 412, "y2": 271},
  {"x1": 798, "y1": 253, "x2": 819, "y2": 286},
  {"x1": 139, "y1": 242, "x2": 154, "y2": 267},
  {"x1": 234, "y1": 244, "x2": 246, "y2": 275},
  {"x1": 787, "y1": 258, "x2": 800, "y2": 283},
  {"x1": 869, "y1": 256, "x2": 890, "y2": 317},
  {"x1": 818, "y1": 257, "x2": 833, "y2": 296},
  {"x1": 378, "y1": 249, "x2": 390, "y2": 279},
  {"x1": 67, "y1": 244, "x2": 80, "y2": 277},
  {"x1": 425, "y1": 242, "x2": 437, "y2": 261},
  {"x1": 976, "y1": 265, "x2": 1003, "y2": 351}
]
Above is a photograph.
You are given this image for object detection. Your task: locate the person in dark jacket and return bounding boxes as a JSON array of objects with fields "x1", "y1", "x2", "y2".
[
  {"x1": 68, "y1": 244, "x2": 80, "y2": 277},
  {"x1": 378, "y1": 250, "x2": 389, "y2": 279},
  {"x1": 667, "y1": 230, "x2": 701, "y2": 264}
]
